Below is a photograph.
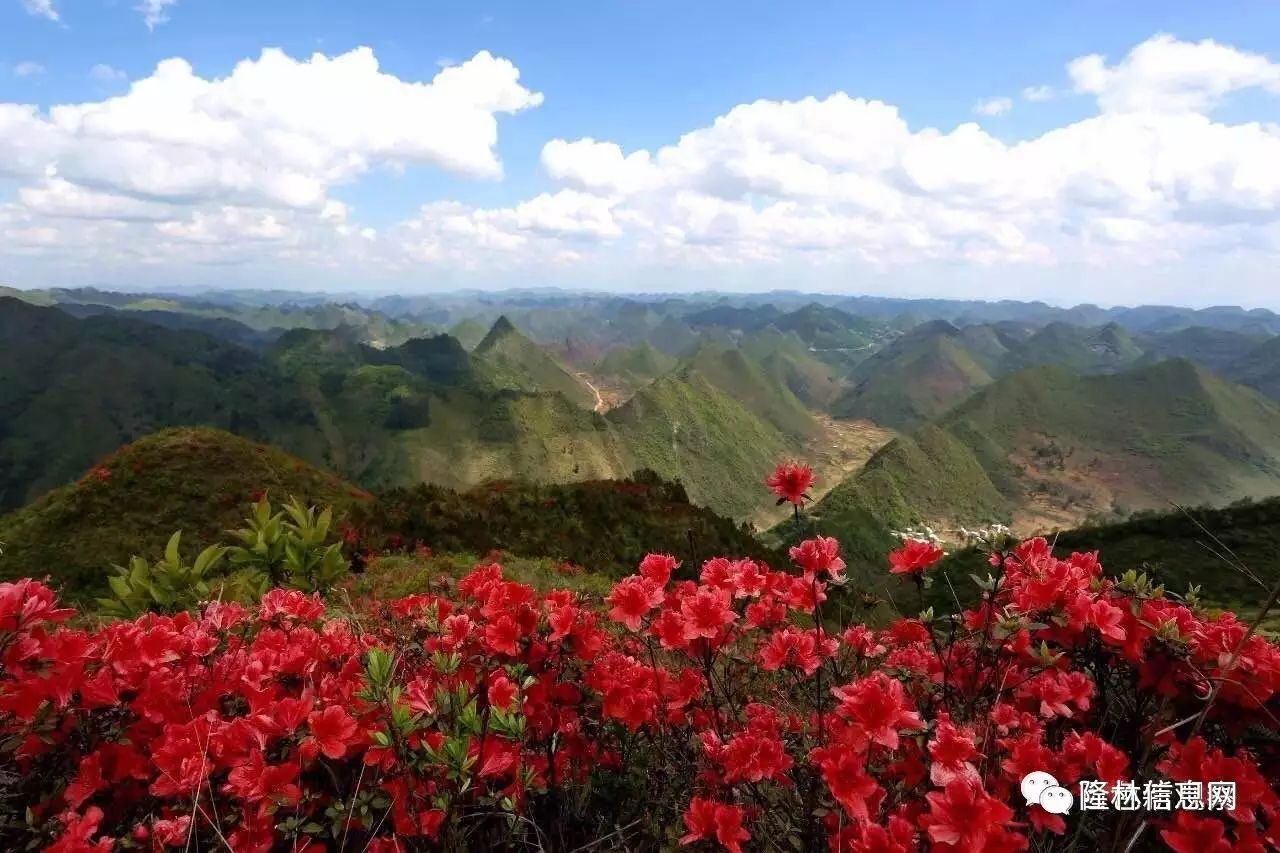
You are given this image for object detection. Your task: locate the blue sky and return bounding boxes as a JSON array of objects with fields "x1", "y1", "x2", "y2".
[{"x1": 3, "y1": 1, "x2": 1280, "y2": 306}]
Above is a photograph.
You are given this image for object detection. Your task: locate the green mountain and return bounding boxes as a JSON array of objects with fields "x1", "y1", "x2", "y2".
[
  {"x1": 741, "y1": 328, "x2": 847, "y2": 410},
  {"x1": 448, "y1": 318, "x2": 490, "y2": 351},
  {"x1": 607, "y1": 373, "x2": 796, "y2": 519},
  {"x1": 1002, "y1": 322, "x2": 1146, "y2": 374},
  {"x1": 805, "y1": 359, "x2": 1280, "y2": 554},
  {"x1": 267, "y1": 321, "x2": 804, "y2": 521},
  {"x1": 831, "y1": 321, "x2": 996, "y2": 429},
  {"x1": 0, "y1": 298, "x2": 322, "y2": 512},
  {"x1": 267, "y1": 324, "x2": 626, "y2": 491},
  {"x1": 0, "y1": 428, "x2": 365, "y2": 597},
  {"x1": 473, "y1": 316, "x2": 597, "y2": 409},
  {"x1": 595, "y1": 342, "x2": 677, "y2": 387},
  {"x1": 1142, "y1": 327, "x2": 1269, "y2": 375},
  {"x1": 1226, "y1": 335, "x2": 1280, "y2": 400},
  {"x1": 771, "y1": 303, "x2": 885, "y2": 351},
  {"x1": 676, "y1": 342, "x2": 819, "y2": 439},
  {"x1": 829, "y1": 320, "x2": 1158, "y2": 431}
]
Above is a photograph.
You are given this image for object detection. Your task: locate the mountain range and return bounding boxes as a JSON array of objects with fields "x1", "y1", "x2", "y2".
[{"x1": 5, "y1": 284, "x2": 1280, "y2": 557}]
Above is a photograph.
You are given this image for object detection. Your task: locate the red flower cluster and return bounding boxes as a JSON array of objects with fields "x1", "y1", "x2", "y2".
[{"x1": 2, "y1": 515, "x2": 1279, "y2": 850}]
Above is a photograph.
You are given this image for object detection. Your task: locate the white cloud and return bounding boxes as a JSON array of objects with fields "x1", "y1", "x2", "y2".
[
  {"x1": 90, "y1": 64, "x2": 127, "y2": 82},
  {"x1": 1070, "y1": 33, "x2": 1280, "y2": 113},
  {"x1": 1022, "y1": 85, "x2": 1055, "y2": 102},
  {"x1": 7, "y1": 34, "x2": 1280, "y2": 306},
  {"x1": 20, "y1": 0, "x2": 58, "y2": 22},
  {"x1": 0, "y1": 47, "x2": 542, "y2": 213},
  {"x1": 19, "y1": 176, "x2": 179, "y2": 220},
  {"x1": 513, "y1": 35, "x2": 1280, "y2": 280},
  {"x1": 14, "y1": 61, "x2": 46, "y2": 78},
  {"x1": 541, "y1": 138, "x2": 661, "y2": 195},
  {"x1": 973, "y1": 96, "x2": 1013, "y2": 116},
  {"x1": 136, "y1": 0, "x2": 177, "y2": 29}
]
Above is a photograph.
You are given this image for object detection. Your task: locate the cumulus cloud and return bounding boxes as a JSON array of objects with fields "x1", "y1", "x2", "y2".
[
  {"x1": 1070, "y1": 33, "x2": 1280, "y2": 113},
  {"x1": 6, "y1": 33, "x2": 1280, "y2": 305},
  {"x1": 0, "y1": 47, "x2": 542, "y2": 213},
  {"x1": 509, "y1": 34, "x2": 1280, "y2": 281},
  {"x1": 14, "y1": 61, "x2": 46, "y2": 78},
  {"x1": 136, "y1": 0, "x2": 178, "y2": 29},
  {"x1": 21, "y1": 0, "x2": 58, "y2": 22},
  {"x1": 973, "y1": 96, "x2": 1013, "y2": 116}
]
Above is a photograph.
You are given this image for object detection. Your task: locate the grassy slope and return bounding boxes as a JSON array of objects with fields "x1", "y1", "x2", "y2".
[
  {"x1": 607, "y1": 374, "x2": 796, "y2": 520},
  {"x1": 0, "y1": 428, "x2": 367, "y2": 597},
  {"x1": 399, "y1": 389, "x2": 631, "y2": 488},
  {"x1": 676, "y1": 343, "x2": 819, "y2": 439},
  {"x1": 741, "y1": 328, "x2": 847, "y2": 410},
  {"x1": 473, "y1": 317, "x2": 596, "y2": 409},
  {"x1": 832, "y1": 325, "x2": 995, "y2": 430},
  {"x1": 448, "y1": 318, "x2": 490, "y2": 351}
]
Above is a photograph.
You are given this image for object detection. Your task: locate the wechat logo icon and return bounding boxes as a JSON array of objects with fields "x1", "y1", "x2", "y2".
[{"x1": 1021, "y1": 771, "x2": 1074, "y2": 815}]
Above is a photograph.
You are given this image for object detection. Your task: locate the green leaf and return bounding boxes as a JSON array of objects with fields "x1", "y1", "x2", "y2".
[{"x1": 164, "y1": 531, "x2": 182, "y2": 565}]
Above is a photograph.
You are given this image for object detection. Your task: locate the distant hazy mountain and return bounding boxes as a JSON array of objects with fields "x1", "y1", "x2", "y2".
[{"x1": 595, "y1": 342, "x2": 677, "y2": 387}]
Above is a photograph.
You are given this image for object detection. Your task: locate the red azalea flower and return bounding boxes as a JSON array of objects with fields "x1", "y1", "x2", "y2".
[
  {"x1": 812, "y1": 746, "x2": 883, "y2": 821},
  {"x1": 488, "y1": 674, "x2": 518, "y2": 711},
  {"x1": 485, "y1": 615, "x2": 522, "y2": 655},
  {"x1": 680, "y1": 796, "x2": 719, "y2": 846},
  {"x1": 759, "y1": 626, "x2": 826, "y2": 676},
  {"x1": 831, "y1": 673, "x2": 924, "y2": 750},
  {"x1": 713, "y1": 803, "x2": 751, "y2": 853},
  {"x1": 679, "y1": 798, "x2": 750, "y2": 853},
  {"x1": 47, "y1": 807, "x2": 112, "y2": 853},
  {"x1": 921, "y1": 780, "x2": 1016, "y2": 852},
  {"x1": 1088, "y1": 598, "x2": 1127, "y2": 642},
  {"x1": 790, "y1": 536, "x2": 847, "y2": 582},
  {"x1": 308, "y1": 706, "x2": 359, "y2": 760},
  {"x1": 1160, "y1": 813, "x2": 1231, "y2": 853},
  {"x1": 638, "y1": 553, "x2": 680, "y2": 586},
  {"x1": 888, "y1": 539, "x2": 945, "y2": 576},
  {"x1": 680, "y1": 586, "x2": 737, "y2": 640},
  {"x1": 767, "y1": 461, "x2": 814, "y2": 505},
  {"x1": 606, "y1": 576, "x2": 664, "y2": 630}
]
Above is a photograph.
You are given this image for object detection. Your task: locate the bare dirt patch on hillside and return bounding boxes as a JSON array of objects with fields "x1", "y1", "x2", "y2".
[{"x1": 1006, "y1": 439, "x2": 1137, "y2": 535}]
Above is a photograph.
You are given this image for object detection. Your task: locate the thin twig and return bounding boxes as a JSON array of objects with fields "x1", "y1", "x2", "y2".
[{"x1": 566, "y1": 819, "x2": 644, "y2": 853}]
